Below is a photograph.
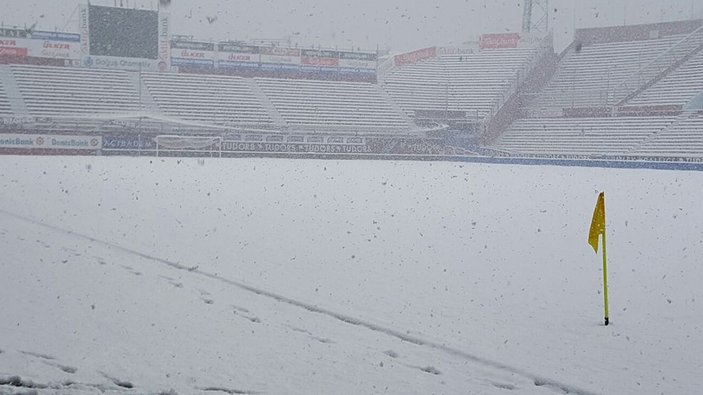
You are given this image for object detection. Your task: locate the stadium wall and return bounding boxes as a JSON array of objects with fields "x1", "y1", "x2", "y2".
[{"x1": 2, "y1": 132, "x2": 702, "y2": 171}]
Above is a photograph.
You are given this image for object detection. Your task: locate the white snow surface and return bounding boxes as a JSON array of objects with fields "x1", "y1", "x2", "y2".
[{"x1": 0, "y1": 156, "x2": 702, "y2": 394}]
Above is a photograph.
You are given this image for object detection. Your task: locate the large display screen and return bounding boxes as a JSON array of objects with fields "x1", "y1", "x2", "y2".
[{"x1": 89, "y1": 5, "x2": 158, "y2": 59}]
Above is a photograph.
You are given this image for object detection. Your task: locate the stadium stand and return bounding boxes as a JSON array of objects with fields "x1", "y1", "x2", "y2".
[
  {"x1": 141, "y1": 72, "x2": 274, "y2": 128},
  {"x1": 490, "y1": 116, "x2": 676, "y2": 155},
  {"x1": 254, "y1": 77, "x2": 414, "y2": 133},
  {"x1": 627, "y1": 48, "x2": 703, "y2": 107},
  {"x1": 526, "y1": 33, "x2": 702, "y2": 114},
  {"x1": 0, "y1": 79, "x2": 12, "y2": 117},
  {"x1": 11, "y1": 64, "x2": 140, "y2": 117},
  {"x1": 488, "y1": 21, "x2": 703, "y2": 159},
  {"x1": 381, "y1": 48, "x2": 538, "y2": 122},
  {"x1": 631, "y1": 111, "x2": 703, "y2": 157}
]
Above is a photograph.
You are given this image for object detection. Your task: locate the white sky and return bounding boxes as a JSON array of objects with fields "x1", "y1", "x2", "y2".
[{"x1": 2, "y1": 0, "x2": 701, "y2": 52}]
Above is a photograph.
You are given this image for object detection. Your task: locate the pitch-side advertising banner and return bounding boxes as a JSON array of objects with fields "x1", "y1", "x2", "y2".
[{"x1": 0, "y1": 134, "x2": 102, "y2": 150}]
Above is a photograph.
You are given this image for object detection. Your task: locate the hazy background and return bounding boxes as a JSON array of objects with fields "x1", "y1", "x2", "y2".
[{"x1": 2, "y1": 0, "x2": 701, "y2": 52}]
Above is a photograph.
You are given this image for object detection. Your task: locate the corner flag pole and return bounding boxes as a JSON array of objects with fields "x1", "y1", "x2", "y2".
[
  {"x1": 601, "y1": 217, "x2": 609, "y2": 326},
  {"x1": 588, "y1": 192, "x2": 609, "y2": 326}
]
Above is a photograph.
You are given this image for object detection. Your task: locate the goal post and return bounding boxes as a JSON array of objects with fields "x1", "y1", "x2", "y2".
[{"x1": 155, "y1": 135, "x2": 222, "y2": 157}]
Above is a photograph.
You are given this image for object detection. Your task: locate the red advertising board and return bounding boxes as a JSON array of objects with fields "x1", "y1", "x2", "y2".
[
  {"x1": 479, "y1": 33, "x2": 520, "y2": 49},
  {"x1": 394, "y1": 47, "x2": 436, "y2": 67},
  {"x1": 0, "y1": 47, "x2": 28, "y2": 57}
]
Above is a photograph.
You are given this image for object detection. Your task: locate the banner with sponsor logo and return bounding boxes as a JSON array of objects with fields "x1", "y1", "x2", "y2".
[
  {"x1": 82, "y1": 55, "x2": 160, "y2": 71},
  {"x1": 0, "y1": 35, "x2": 27, "y2": 59},
  {"x1": 479, "y1": 33, "x2": 520, "y2": 49},
  {"x1": 219, "y1": 137, "x2": 447, "y2": 155},
  {"x1": 259, "y1": 47, "x2": 301, "y2": 65},
  {"x1": 0, "y1": 46, "x2": 27, "y2": 58},
  {"x1": 157, "y1": 9, "x2": 170, "y2": 70},
  {"x1": 0, "y1": 34, "x2": 80, "y2": 61},
  {"x1": 28, "y1": 33, "x2": 81, "y2": 60},
  {"x1": 170, "y1": 40, "x2": 215, "y2": 68},
  {"x1": 102, "y1": 134, "x2": 156, "y2": 150},
  {"x1": 338, "y1": 51, "x2": 376, "y2": 70},
  {"x1": 394, "y1": 47, "x2": 436, "y2": 67},
  {"x1": 0, "y1": 133, "x2": 101, "y2": 150},
  {"x1": 216, "y1": 43, "x2": 260, "y2": 68},
  {"x1": 221, "y1": 140, "x2": 373, "y2": 154},
  {"x1": 301, "y1": 49, "x2": 339, "y2": 67},
  {"x1": 0, "y1": 28, "x2": 28, "y2": 39},
  {"x1": 79, "y1": 4, "x2": 90, "y2": 55}
]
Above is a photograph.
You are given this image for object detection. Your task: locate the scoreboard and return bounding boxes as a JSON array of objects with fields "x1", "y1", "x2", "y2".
[
  {"x1": 79, "y1": 3, "x2": 170, "y2": 71},
  {"x1": 88, "y1": 6, "x2": 159, "y2": 59}
]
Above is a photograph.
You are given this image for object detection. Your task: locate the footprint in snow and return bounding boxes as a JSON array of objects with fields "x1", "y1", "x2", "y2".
[
  {"x1": 100, "y1": 372, "x2": 134, "y2": 389},
  {"x1": 20, "y1": 351, "x2": 55, "y2": 360},
  {"x1": 285, "y1": 325, "x2": 331, "y2": 343},
  {"x1": 200, "y1": 386, "x2": 258, "y2": 394},
  {"x1": 43, "y1": 361, "x2": 77, "y2": 374},
  {"x1": 419, "y1": 366, "x2": 441, "y2": 375},
  {"x1": 491, "y1": 381, "x2": 516, "y2": 390},
  {"x1": 230, "y1": 304, "x2": 250, "y2": 313}
]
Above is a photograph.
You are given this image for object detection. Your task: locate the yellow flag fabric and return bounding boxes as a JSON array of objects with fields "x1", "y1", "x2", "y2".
[{"x1": 588, "y1": 192, "x2": 606, "y2": 253}]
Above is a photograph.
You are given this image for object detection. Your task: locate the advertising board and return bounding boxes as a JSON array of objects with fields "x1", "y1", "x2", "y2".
[
  {"x1": 0, "y1": 134, "x2": 102, "y2": 150},
  {"x1": 259, "y1": 47, "x2": 301, "y2": 65},
  {"x1": 216, "y1": 43, "x2": 260, "y2": 68},
  {"x1": 394, "y1": 47, "x2": 436, "y2": 67},
  {"x1": 0, "y1": 34, "x2": 80, "y2": 61},
  {"x1": 102, "y1": 134, "x2": 156, "y2": 150},
  {"x1": 338, "y1": 53, "x2": 376, "y2": 70},
  {"x1": 479, "y1": 33, "x2": 520, "y2": 49},
  {"x1": 82, "y1": 55, "x2": 161, "y2": 71},
  {"x1": 158, "y1": 9, "x2": 170, "y2": 68},
  {"x1": 171, "y1": 41, "x2": 215, "y2": 68},
  {"x1": 79, "y1": 4, "x2": 89, "y2": 55}
]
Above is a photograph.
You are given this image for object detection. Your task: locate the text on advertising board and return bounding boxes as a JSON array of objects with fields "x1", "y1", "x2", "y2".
[
  {"x1": 479, "y1": 33, "x2": 520, "y2": 49},
  {"x1": 0, "y1": 134, "x2": 102, "y2": 150},
  {"x1": 394, "y1": 47, "x2": 437, "y2": 67}
]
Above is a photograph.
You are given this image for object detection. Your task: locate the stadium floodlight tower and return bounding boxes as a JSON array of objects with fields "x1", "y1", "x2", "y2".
[{"x1": 522, "y1": 0, "x2": 549, "y2": 33}]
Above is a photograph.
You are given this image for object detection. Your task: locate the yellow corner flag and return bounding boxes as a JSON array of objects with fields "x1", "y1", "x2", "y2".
[
  {"x1": 588, "y1": 192, "x2": 609, "y2": 326},
  {"x1": 588, "y1": 192, "x2": 606, "y2": 253}
]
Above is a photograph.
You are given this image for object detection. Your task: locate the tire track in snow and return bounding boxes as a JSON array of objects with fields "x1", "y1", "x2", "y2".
[{"x1": 1, "y1": 209, "x2": 600, "y2": 395}]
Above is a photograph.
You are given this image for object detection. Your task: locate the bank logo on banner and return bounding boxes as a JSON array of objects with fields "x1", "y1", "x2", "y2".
[
  {"x1": 0, "y1": 134, "x2": 102, "y2": 150},
  {"x1": 158, "y1": 10, "x2": 171, "y2": 70},
  {"x1": 79, "y1": 4, "x2": 89, "y2": 55}
]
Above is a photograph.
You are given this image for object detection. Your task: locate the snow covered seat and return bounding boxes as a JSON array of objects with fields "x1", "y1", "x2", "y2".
[
  {"x1": 489, "y1": 116, "x2": 675, "y2": 155},
  {"x1": 142, "y1": 72, "x2": 273, "y2": 127},
  {"x1": 381, "y1": 48, "x2": 537, "y2": 121},
  {"x1": 11, "y1": 64, "x2": 140, "y2": 116},
  {"x1": 254, "y1": 77, "x2": 412, "y2": 133},
  {"x1": 628, "y1": 49, "x2": 703, "y2": 107},
  {"x1": 527, "y1": 34, "x2": 703, "y2": 114}
]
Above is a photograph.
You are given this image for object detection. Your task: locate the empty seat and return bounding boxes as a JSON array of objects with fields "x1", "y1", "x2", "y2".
[
  {"x1": 527, "y1": 34, "x2": 702, "y2": 114},
  {"x1": 142, "y1": 72, "x2": 273, "y2": 127},
  {"x1": 11, "y1": 64, "x2": 140, "y2": 116},
  {"x1": 628, "y1": 50, "x2": 703, "y2": 107},
  {"x1": 489, "y1": 116, "x2": 675, "y2": 155},
  {"x1": 254, "y1": 77, "x2": 412, "y2": 133},
  {"x1": 632, "y1": 113, "x2": 703, "y2": 157},
  {"x1": 0, "y1": 80, "x2": 12, "y2": 117},
  {"x1": 382, "y1": 48, "x2": 538, "y2": 121}
]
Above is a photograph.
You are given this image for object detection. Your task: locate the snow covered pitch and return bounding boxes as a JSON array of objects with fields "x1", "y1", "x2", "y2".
[{"x1": 1, "y1": 156, "x2": 702, "y2": 394}]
